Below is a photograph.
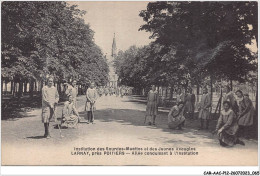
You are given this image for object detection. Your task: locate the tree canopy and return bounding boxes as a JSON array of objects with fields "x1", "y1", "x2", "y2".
[
  {"x1": 115, "y1": 1, "x2": 258, "y2": 91},
  {"x1": 2, "y1": 1, "x2": 109, "y2": 86}
]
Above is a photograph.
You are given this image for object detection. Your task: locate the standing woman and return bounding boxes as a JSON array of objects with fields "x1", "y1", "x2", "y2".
[
  {"x1": 236, "y1": 90, "x2": 255, "y2": 138},
  {"x1": 223, "y1": 86, "x2": 238, "y2": 115},
  {"x1": 65, "y1": 80, "x2": 78, "y2": 108},
  {"x1": 145, "y1": 85, "x2": 159, "y2": 125},
  {"x1": 198, "y1": 87, "x2": 211, "y2": 130},
  {"x1": 214, "y1": 101, "x2": 244, "y2": 147},
  {"x1": 168, "y1": 101, "x2": 185, "y2": 130},
  {"x1": 176, "y1": 88, "x2": 185, "y2": 104},
  {"x1": 120, "y1": 86, "x2": 125, "y2": 98},
  {"x1": 86, "y1": 82, "x2": 98, "y2": 124},
  {"x1": 184, "y1": 88, "x2": 194, "y2": 119},
  {"x1": 104, "y1": 86, "x2": 109, "y2": 96},
  {"x1": 42, "y1": 76, "x2": 59, "y2": 139}
]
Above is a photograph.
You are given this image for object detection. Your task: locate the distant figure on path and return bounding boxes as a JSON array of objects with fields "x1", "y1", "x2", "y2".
[
  {"x1": 42, "y1": 76, "x2": 59, "y2": 139},
  {"x1": 168, "y1": 101, "x2": 185, "y2": 130},
  {"x1": 145, "y1": 85, "x2": 159, "y2": 125},
  {"x1": 97, "y1": 86, "x2": 104, "y2": 97},
  {"x1": 104, "y1": 86, "x2": 109, "y2": 96},
  {"x1": 120, "y1": 86, "x2": 125, "y2": 98},
  {"x1": 85, "y1": 82, "x2": 98, "y2": 123},
  {"x1": 198, "y1": 87, "x2": 211, "y2": 130},
  {"x1": 214, "y1": 101, "x2": 244, "y2": 147},
  {"x1": 109, "y1": 86, "x2": 113, "y2": 96},
  {"x1": 116, "y1": 86, "x2": 120, "y2": 97}
]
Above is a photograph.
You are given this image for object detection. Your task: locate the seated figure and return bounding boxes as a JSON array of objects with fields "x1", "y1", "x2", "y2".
[
  {"x1": 168, "y1": 101, "x2": 185, "y2": 130},
  {"x1": 213, "y1": 101, "x2": 244, "y2": 147},
  {"x1": 62, "y1": 95, "x2": 80, "y2": 128}
]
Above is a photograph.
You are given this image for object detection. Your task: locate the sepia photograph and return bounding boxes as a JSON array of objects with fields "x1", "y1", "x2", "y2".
[{"x1": 1, "y1": 0, "x2": 259, "y2": 171}]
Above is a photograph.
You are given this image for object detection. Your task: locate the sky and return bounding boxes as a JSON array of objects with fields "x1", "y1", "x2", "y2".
[
  {"x1": 69, "y1": 1, "x2": 153, "y2": 55},
  {"x1": 68, "y1": 1, "x2": 257, "y2": 55}
]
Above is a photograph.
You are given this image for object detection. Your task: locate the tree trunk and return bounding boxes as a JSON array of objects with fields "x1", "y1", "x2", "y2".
[
  {"x1": 29, "y1": 80, "x2": 34, "y2": 98},
  {"x1": 24, "y1": 81, "x2": 27, "y2": 93},
  {"x1": 253, "y1": 82, "x2": 258, "y2": 138},
  {"x1": 13, "y1": 81, "x2": 17, "y2": 97},
  {"x1": 210, "y1": 76, "x2": 214, "y2": 118},
  {"x1": 1, "y1": 79, "x2": 3, "y2": 95},
  {"x1": 230, "y1": 79, "x2": 233, "y2": 91},
  {"x1": 11, "y1": 80, "x2": 14, "y2": 95},
  {"x1": 166, "y1": 87, "x2": 168, "y2": 98},
  {"x1": 4, "y1": 80, "x2": 8, "y2": 94},
  {"x1": 18, "y1": 80, "x2": 23, "y2": 99},
  {"x1": 210, "y1": 76, "x2": 213, "y2": 102},
  {"x1": 34, "y1": 81, "x2": 37, "y2": 92},
  {"x1": 197, "y1": 84, "x2": 200, "y2": 102},
  {"x1": 219, "y1": 88, "x2": 223, "y2": 114},
  {"x1": 169, "y1": 86, "x2": 174, "y2": 100},
  {"x1": 57, "y1": 82, "x2": 62, "y2": 95}
]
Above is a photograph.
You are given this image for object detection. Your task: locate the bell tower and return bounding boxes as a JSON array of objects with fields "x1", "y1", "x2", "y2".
[
  {"x1": 111, "y1": 33, "x2": 117, "y2": 58},
  {"x1": 107, "y1": 33, "x2": 118, "y2": 88}
]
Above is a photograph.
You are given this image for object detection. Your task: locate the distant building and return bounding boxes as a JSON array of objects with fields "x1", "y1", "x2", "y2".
[{"x1": 107, "y1": 33, "x2": 119, "y2": 88}]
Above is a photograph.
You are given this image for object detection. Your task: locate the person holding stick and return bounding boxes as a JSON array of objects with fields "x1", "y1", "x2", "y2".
[
  {"x1": 85, "y1": 82, "x2": 98, "y2": 124},
  {"x1": 42, "y1": 76, "x2": 59, "y2": 139},
  {"x1": 144, "y1": 85, "x2": 159, "y2": 125},
  {"x1": 198, "y1": 87, "x2": 211, "y2": 130}
]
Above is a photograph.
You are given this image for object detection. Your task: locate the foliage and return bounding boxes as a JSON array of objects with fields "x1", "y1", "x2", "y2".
[
  {"x1": 2, "y1": 1, "x2": 109, "y2": 86},
  {"x1": 114, "y1": 1, "x2": 258, "y2": 90}
]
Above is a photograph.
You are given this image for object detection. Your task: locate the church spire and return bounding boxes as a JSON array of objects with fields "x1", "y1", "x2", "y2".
[{"x1": 111, "y1": 33, "x2": 117, "y2": 57}]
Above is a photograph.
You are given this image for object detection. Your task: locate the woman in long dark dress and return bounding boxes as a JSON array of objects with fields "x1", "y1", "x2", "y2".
[
  {"x1": 214, "y1": 101, "x2": 244, "y2": 147},
  {"x1": 236, "y1": 90, "x2": 255, "y2": 138},
  {"x1": 145, "y1": 85, "x2": 159, "y2": 125},
  {"x1": 184, "y1": 88, "x2": 195, "y2": 119}
]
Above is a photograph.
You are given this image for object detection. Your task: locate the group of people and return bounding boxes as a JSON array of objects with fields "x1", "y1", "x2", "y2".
[
  {"x1": 41, "y1": 77, "x2": 98, "y2": 139},
  {"x1": 42, "y1": 77, "x2": 255, "y2": 147},
  {"x1": 96, "y1": 85, "x2": 132, "y2": 97},
  {"x1": 41, "y1": 77, "x2": 136, "y2": 138},
  {"x1": 144, "y1": 85, "x2": 255, "y2": 147}
]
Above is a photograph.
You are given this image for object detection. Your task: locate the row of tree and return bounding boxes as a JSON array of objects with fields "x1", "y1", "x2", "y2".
[
  {"x1": 2, "y1": 1, "x2": 109, "y2": 98},
  {"x1": 114, "y1": 1, "x2": 257, "y2": 95}
]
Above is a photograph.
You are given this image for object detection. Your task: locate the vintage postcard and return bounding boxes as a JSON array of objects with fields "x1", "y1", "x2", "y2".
[{"x1": 1, "y1": 1, "x2": 258, "y2": 167}]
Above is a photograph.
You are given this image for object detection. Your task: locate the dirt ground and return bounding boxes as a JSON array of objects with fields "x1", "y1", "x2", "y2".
[{"x1": 1, "y1": 95, "x2": 258, "y2": 166}]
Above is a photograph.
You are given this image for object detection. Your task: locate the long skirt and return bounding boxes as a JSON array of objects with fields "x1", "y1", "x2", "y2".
[
  {"x1": 168, "y1": 116, "x2": 185, "y2": 129},
  {"x1": 184, "y1": 101, "x2": 194, "y2": 113},
  {"x1": 85, "y1": 101, "x2": 96, "y2": 112},
  {"x1": 146, "y1": 101, "x2": 157, "y2": 116},
  {"x1": 62, "y1": 114, "x2": 78, "y2": 128},
  {"x1": 218, "y1": 122, "x2": 239, "y2": 146},
  {"x1": 72, "y1": 98, "x2": 77, "y2": 108},
  {"x1": 42, "y1": 106, "x2": 56, "y2": 123},
  {"x1": 198, "y1": 108, "x2": 210, "y2": 120},
  {"x1": 218, "y1": 131, "x2": 237, "y2": 146},
  {"x1": 238, "y1": 108, "x2": 254, "y2": 126}
]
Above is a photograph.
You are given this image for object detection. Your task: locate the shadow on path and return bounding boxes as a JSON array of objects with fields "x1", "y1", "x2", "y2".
[
  {"x1": 77, "y1": 107, "x2": 220, "y2": 147},
  {"x1": 26, "y1": 135, "x2": 46, "y2": 139}
]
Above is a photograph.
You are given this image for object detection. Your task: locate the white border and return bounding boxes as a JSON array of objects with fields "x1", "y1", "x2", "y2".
[{"x1": 1, "y1": 0, "x2": 259, "y2": 175}]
